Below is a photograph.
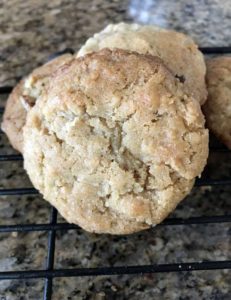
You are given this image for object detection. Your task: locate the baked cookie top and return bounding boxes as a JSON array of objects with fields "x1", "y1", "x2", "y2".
[
  {"x1": 24, "y1": 49, "x2": 208, "y2": 234},
  {"x1": 203, "y1": 56, "x2": 231, "y2": 149},
  {"x1": 78, "y1": 22, "x2": 207, "y2": 105},
  {"x1": 1, "y1": 54, "x2": 73, "y2": 152}
]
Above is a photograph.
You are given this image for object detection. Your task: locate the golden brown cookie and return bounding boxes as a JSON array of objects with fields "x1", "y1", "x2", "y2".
[
  {"x1": 24, "y1": 49, "x2": 208, "y2": 234},
  {"x1": 203, "y1": 57, "x2": 231, "y2": 149},
  {"x1": 1, "y1": 54, "x2": 73, "y2": 152},
  {"x1": 78, "y1": 23, "x2": 207, "y2": 105}
]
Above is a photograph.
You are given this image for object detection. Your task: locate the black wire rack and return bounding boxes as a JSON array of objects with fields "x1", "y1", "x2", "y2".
[{"x1": 0, "y1": 47, "x2": 231, "y2": 300}]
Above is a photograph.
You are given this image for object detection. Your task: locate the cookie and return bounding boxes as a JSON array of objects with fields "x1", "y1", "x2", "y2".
[
  {"x1": 77, "y1": 23, "x2": 207, "y2": 105},
  {"x1": 23, "y1": 49, "x2": 208, "y2": 234},
  {"x1": 203, "y1": 56, "x2": 231, "y2": 149},
  {"x1": 1, "y1": 54, "x2": 73, "y2": 152}
]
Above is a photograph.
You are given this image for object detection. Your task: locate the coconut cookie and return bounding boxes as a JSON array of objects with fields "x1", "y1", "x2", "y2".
[
  {"x1": 1, "y1": 54, "x2": 73, "y2": 152},
  {"x1": 203, "y1": 56, "x2": 231, "y2": 149},
  {"x1": 23, "y1": 49, "x2": 208, "y2": 234},
  {"x1": 77, "y1": 22, "x2": 207, "y2": 105}
]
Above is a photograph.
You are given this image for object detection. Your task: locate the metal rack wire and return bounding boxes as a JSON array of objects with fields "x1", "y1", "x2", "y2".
[{"x1": 0, "y1": 47, "x2": 231, "y2": 300}]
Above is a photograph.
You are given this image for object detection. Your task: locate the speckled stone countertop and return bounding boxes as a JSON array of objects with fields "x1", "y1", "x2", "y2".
[{"x1": 0, "y1": 0, "x2": 231, "y2": 299}]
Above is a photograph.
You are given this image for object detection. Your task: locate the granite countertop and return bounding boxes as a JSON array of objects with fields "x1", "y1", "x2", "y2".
[{"x1": 0, "y1": 0, "x2": 231, "y2": 299}]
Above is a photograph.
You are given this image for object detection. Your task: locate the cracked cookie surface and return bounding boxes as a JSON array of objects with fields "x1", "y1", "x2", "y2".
[
  {"x1": 1, "y1": 54, "x2": 73, "y2": 152},
  {"x1": 78, "y1": 22, "x2": 207, "y2": 105},
  {"x1": 23, "y1": 49, "x2": 208, "y2": 234},
  {"x1": 203, "y1": 56, "x2": 231, "y2": 149}
]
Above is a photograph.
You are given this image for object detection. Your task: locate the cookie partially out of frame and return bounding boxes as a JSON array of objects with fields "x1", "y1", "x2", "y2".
[
  {"x1": 1, "y1": 54, "x2": 73, "y2": 152},
  {"x1": 23, "y1": 49, "x2": 208, "y2": 234},
  {"x1": 78, "y1": 22, "x2": 207, "y2": 105},
  {"x1": 203, "y1": 57, "x2": 231, "y2": 149}
]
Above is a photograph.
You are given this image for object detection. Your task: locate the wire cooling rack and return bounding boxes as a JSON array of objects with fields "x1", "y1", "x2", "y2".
[{"x1": 0, "y1": 47, "x2": 231, "y2": 300}]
